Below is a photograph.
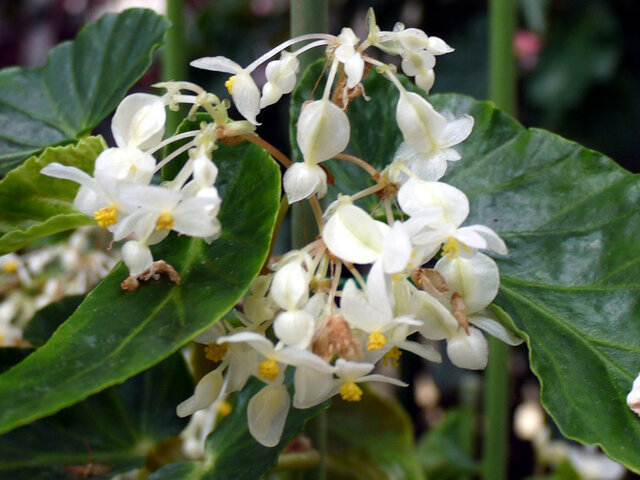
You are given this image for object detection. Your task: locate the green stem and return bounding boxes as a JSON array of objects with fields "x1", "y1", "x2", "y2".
[
  {"x1": 483, "y1": 1, "x2": 516, "y2": 479},
  {"x1": 162, "y1": 0, "x2": 187, "y2": 135}
]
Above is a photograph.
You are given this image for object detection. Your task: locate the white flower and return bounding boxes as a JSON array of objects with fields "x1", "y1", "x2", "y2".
[
  {"x1": 261, "y1": 52, "x2": 299, "y2": 108},
  {"x1": 121, "y1": 240, "x2": 153, "y2": 277},
  {"x1": 112, "y1": 93, "x2": 166, "y2": 150},
  {"x1": 177, "y1": 368, "x2": 224, "y2": 417},
  {"x1": 282, "y1": 162, "x2": 328, "y2": 203},
  {"x1": 247, "y1": 383, "x2": 291, "y2": 447},
  {"x1": 335, "y1": 28, "x2": 364, "y2": 88},
  {"x1": 191, "y1": 56, "x2": 261, "y2": 125},
  {"x1": 296, "y1": 99, "x2": 350, "y2": 165},
  {"x1": 93, "y1": 147, "x2": 156, "y2": 185}
]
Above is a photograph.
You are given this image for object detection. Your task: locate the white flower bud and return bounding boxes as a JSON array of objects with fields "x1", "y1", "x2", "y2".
[
  {"x1": 261, "y1": 53, "x2": 299, "y2": 108},
  {"x1": 296, "y1": 99, "x2": 350, "y2": 165},
  {"x1": 274, "y1": 310, "x2": 315, "y2": 349},
  {"x1": 270, "y1": 260, "x2": 310, "y2": 311},
  {"x1": 446, "y1": 326, "x2": 488, "y2": 370},
  {"x1": 283, "y1": 162, "x2": 327, "y2": 203},
  {"x1": 112, "y1": 93, "x2": 166, "y2": 150},
  {"x1": 121, "y1": 240, "x2": 153, "y2": 277}
]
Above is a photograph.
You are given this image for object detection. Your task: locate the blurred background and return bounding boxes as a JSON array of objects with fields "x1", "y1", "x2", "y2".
[{"x1": 1, "y1": 1, "x2": 639, "y2": 478}]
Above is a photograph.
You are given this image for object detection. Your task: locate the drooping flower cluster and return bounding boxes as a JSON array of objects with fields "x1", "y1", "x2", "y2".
[
  {"x1": 0, "y1": 227, "x2": 117, "y2": 346},
  {"x1": 173, "y1": 9, "x2": 523, "y2": 449}
]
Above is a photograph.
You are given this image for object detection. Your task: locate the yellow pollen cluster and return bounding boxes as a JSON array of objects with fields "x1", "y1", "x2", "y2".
[
  {"x1": 442, "y1": 238, "x2": 470, "y2": 257},
  {"x1": 204, "y1": 342, "x2": 229, "y2": 362},
  {"x1": 156, "y1": 212, "x2": 175, "y2": 231},
  {"x1": 2, "y1": 260, "x2": 18, "y2": 274},
  {"x1": 225, "y1": 75, "x2": 236, "y2": 95},
  {"x1": 94, "y1": 205, "x2": 118, "y2": 227},
  {"x1": 383, "y1": 346, "x2": 402, "y2": 367},
  {"x1": 217, "y1": 400, "x2": 233, "y2": 417},
  {"x1": 367, "y1": 331, "x2": 387, "y2": 351},
  {"x1": 258, "y1": 358, "x2": 280, "y2": 381},
  {"x1": 340, "y1": 381, "x2": 363, "y2": 402}
]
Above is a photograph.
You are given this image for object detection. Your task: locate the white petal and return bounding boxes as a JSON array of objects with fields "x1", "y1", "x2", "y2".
[
  {"x1": 358, "y1": 373, "x2": 408, "y2": 388},
  {"x1": 398, "y1": 340, "x2": 442, "y2": 362},
  {"x1": 382, "y1": 222, "x2": 412, "y2": 273},
  {"x1": 293, "y1": 367, "x2": 335, "y2": 409},
  {"x1": 112, "y1": 93, "x2": 166, "y2": 150},
  {"x1": 260, "y1": 82, "x2": 282, "y2": 109},
  {"x1": 627, "y1": 373, "x2": 640, "y2": 417},
  {"x1": 435, "y1": 253, "x2": 499, "y2": 313},
  {"x1": 274, "y1": 310, "x2": 315, "y2": 349},
  {"x1": 232, "y1": 71, "x2": 261, "y2": 125},
  {"x1": 193, "y1": 156, "x2": 218, "y2": 188},
  {"x1": 426, "y1": 36, "x2": 455, "y2": 55},
  {"x1": 471, "y1": 314, "x2": 523, "y2": 346},
  {"x1": 283, "y1": 162, "x2": 327, "y2": 203},
  {"x1": 322, "y1": 203, "x2": 388, "y2": 264},
  {"x1": 401, "y1": 50, "x2": 435, "y2": 76},
  {"x1": 190, "y1": 56, "x2": 242, "y2": 74},
  {"x1": 458, "y1": 225, "x2": 508, "y2": 255},
  {"x1": 396, "y1": 92, "x2": 444, "y2": 153},
  {"x1": 393, "y1": 142, "x2": 447, "y2": 182},
  {"x1": 176, "y1": 368, "x2": 223, "y2": 417},
  {"x1": 334, "y1": 358, "x2": 374, "y2": 380},
  {"x1": 398, "y1": 176, "x2": 469, "y2": 226},
  {"x1": 446, "y1": 326, "x2": 488, "y2": 370},
  {"x1": 121, "y1": 240, "x2": 153, "y2": 277},
  {"x1": 94, "y1": 147, "x2": 156, "y2": 185},
  {"x1": 247, "y1": 384, "x2": 290, "y2": 447},
  {"x1": 276, "y1": 347, "x2": 333, "y2": 373},
  {"x1": 439, "y1": 115, "x2": 474, "y2": 149},
  {"x1": 415, "y1": 69, "x2": 435, "y2": 94},
  {"x1": 340, "y1": 279, "x2": 388, "y2": 332},
  {"x1": 296, "y1": 100, "x2": 350, "y2": 164},
  {"x1": 414, "y1": 289, "x2": 458, "y2": 340},
  {"x1": 270, "y1": 260, "x2": 310, "y2": 310}
]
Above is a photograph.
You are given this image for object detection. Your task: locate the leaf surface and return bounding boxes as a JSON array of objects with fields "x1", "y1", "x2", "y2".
[
  {"x1": 0, "y1": 9, "x2": 169, "y2": 171},
  {"x1": 0, "y1": 137, "x2": 104, "y2": 254},
  {"x1": 0, "y1": 141, "x2": 280, "y2": 434},
  {"x1": 291, "y1": 62, "x2": 640, "y2": 472}
]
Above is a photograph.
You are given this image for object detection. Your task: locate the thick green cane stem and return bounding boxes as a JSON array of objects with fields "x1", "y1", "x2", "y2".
[
  {"x1": 483, "y1": 1, "x2": 516, "y2": 479},
  {"x1": 162, "y1": 0, "x2": 187, "y2": 135}
]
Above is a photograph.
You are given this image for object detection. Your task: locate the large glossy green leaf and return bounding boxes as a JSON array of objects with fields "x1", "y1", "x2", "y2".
[
  {"x1": 147, "y1": 377, "x2": 328, "y2": 480},
  {"x1": 0, "y1": 137, "x2": 104, "y2": 254},
  {"x1": 0, "y1": 351, "x2": 191, "y2": 479},
  {"x1": 326, "y1": 388, "x2": 424, "y2": 480},
  {"x1": 0, "y1": 9, "x2": 169, "y2": 172},
  {"x1": 0, "y1": 141, "x2": 280, "y2": 434},
  {"x1": 291, "y1": 63, "x2": 640, "y2": 471}
]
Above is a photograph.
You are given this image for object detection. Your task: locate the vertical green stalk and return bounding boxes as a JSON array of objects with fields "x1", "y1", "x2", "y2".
[
  {"x1": 162, "y1": 0, "x2": 187, "y2": 135},
  {"x1": 484, "y1": 1, "x2": 516, "y2": 479},
  {"x1": 290, "y1": 6, "x2": 329, "y2": 479}
]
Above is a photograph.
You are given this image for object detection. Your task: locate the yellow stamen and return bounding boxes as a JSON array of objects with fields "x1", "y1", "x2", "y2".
[
  {"x1": 94, "y1": 205, "x2": 118, "y2": 227},
  {"x1": 367, "y1": 331, "x2": 387, "y2": 351},
  {"x1": 340, "y1": 381, "x2": 363, "y2": 402},
  {"x1": 155, "y1": 212, "x2": 174, "y2": 231},
  {"x1": 217, "y1": 400, "x2": 232, "y2": 417},
  {"x1": 2, "y1": 260, "x2": 18, "y2": 274},
  {"x1": 442, "y1": 238, "x2": 471, "y2": 257},
  {"x1": 258, "y1": 358, "x2": 280, "y2": 381},
  {"x1": 383, "y1": 346, "x2": 402, "y2": 367},
  {"x1": 225, "y1": 76, "x2": 236, "y2": 95},
  {"x1": 204, "y1": 342, "x2": 228, "y2": 362}
]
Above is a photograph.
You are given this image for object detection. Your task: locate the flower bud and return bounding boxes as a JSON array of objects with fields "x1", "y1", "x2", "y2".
[{"x1": 296, "y1": 99, "x2": 350, "y2": 165}]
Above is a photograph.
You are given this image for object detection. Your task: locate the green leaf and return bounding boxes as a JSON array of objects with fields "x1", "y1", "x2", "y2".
[
  {"x1": 416, "y1": 409, "x2": 479, "y2": 480},
  {"x1": 0, "y1": 137, "x2": 104, "y2": 255},
  {"x1": 147, "y1": 377, "x2": 328, "y2": 480},
  {"x1": 292, "y1": 63, "x2": 640, "y2": 471},
  {"x1": 326, "y1": 388, "x2": 424, "y2": 480},
  {"x1": 0, "y1": 9, "x2": 169, "y2": 171},
  {"x1": 0, "y1": 141, "x2": 280, "y2": 434},
  {"x1": 23, "y1": 295, "x2": 85, "y2": 348},
  {"x1": 0, "y1": 351, "x2": 192, "y2": 479}
]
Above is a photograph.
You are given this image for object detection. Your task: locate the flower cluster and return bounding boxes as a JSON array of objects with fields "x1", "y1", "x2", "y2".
[
  {"x1": 40, "y1": 87, "x2": 252, "y2": 288},
  {"x1": 174, "y1": 9, "x2": 522, "y2": 448},
  {"x1": 0, "y1": 228, "x2": 117, "y2": 346}
]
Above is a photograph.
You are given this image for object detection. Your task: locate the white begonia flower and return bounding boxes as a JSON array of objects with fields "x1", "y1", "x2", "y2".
[
  {"x1": 627, "y1": 373, "x2": 640, "y2": 417},
  {"x1": 247, "y1": 383, "x2": 291, "y2": 447},
  {"x1": 243, "y1": 275, "x2": 278, "y2": 325},
  {"x1": 400, "y1": 50, "x2": 436, "y2": 94},
  {"x1": 322, "y1": 202, "x2": 390, "y2": 264},
  {"x1": 190, "y1": 56, "x2": 261, "y2": 125},
  {"x1": 297, "y1": 99, "x2": 351, "y2": 165},
  {"x1": 40, "y1": 163, "x2": 129, "y2": 230},
  {"x1": 121, "y1": 240, "x2": 153, "y2": 277},
  {"x1": 282, "y1": 162, "x2": 328, "y2": 203},
  {"x1": 395, "y1": 92, "x2": 473, "y2": 178},
  {"x1": 113, "y1": 184, "x2": 221, "y2": 242},
  {"x1": 568, "y1": 446, "x2": 626, "y2": 480},
  {"x1": 334, "y1": 27, "x2": 365, "y2": 88},
  {"x1": 176, "y1": 368, "x2": 224, "y2": 417},
  {"x1": 112, "y1": 93, "x2": 166, "y2": 150},
  {"x1": 261, "y1": 52, "x2": 299, "y2": 108},
  {"x1": 270, "y1": 256, "x2": 311, "y2": 311}
]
